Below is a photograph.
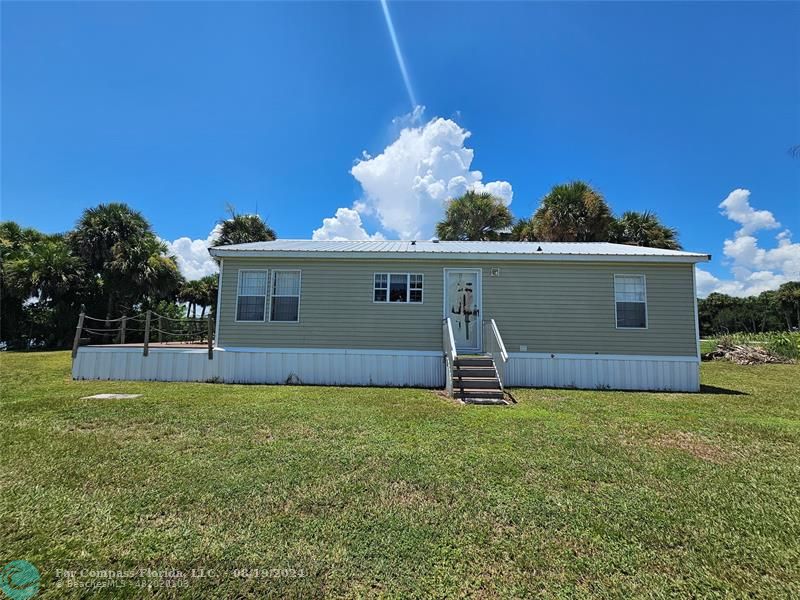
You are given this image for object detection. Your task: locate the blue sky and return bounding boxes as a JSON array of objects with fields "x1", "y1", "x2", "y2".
[{"x1": 2, "y1": 1, "x2": 798, "y2": 294}]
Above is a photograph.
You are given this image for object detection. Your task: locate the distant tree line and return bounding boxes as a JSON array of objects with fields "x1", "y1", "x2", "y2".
[
  {"x1": 1, "y1": 203, "x2": 276, "y2": 349},
  {"x1": 698, "y1": 284, "x2": 800, "y2": 337},
  {"x1": 436, "y1": 180, "x2": 681, "y2": 249}
]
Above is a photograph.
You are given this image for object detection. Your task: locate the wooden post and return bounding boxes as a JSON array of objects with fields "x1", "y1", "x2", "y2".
[
  {"x1": 71, "y1": 309, "x2": 85, "y2": 359},
  {"x1": 207, "y1": 316, "x2": 214, "y2": 360},
  {"x1": 143, "y1": 310, "x2": 151, "y2": 357},
  {"x1": 120, "y1": 316, "x2": 127, "y2": 344},
  {"x1": 158, "y1": 316, "x2": 163, "y2": 344}
]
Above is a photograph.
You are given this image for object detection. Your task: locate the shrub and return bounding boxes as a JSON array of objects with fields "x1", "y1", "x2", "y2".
[{"x1": 719, "y1": 332, "x2": 800, "y2": 360}]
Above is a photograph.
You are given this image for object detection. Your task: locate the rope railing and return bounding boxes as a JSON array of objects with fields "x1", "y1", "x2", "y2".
[
  {"x1": 149, "y1": 329, "x2": 207, "y2": 338},
  {"x1": 83, "y1": 327, "x2": 123, "y2": 334},
  {"x1": 72, "y1": 305, "x2": 215, "y2": 361},
  {"x1": 83, "y1": 314, "x2": 149, "y2": 323},
  {"x1": 149, "y1": 311, "x2": 209, "y2": 323}
]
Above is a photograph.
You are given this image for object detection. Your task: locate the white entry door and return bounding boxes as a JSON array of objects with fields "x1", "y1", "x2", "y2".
[{"x1": 445, "y1": 269, "x2": 482, "y2": 353}]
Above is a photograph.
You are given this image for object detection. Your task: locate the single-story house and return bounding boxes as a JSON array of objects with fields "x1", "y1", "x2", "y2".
[{"x1": 73, "y1": 240, "x2": 710, "y2": 396}]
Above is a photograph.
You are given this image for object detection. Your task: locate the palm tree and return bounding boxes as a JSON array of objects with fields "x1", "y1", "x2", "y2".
[
  {"x1": 776, "y1": 281, "x2": 800, "y2": 330},
  {"x1": 6, "y1": 234, "x2": 84, "y2": 302},
  {"x1": 2, "y1": 227, "x2": 90, "y2": 347},
  {"x1": 0, "y1": 221, "x2": 44, "y2": 255},
  {"x1": 198, "y1": 274, "x2": 219, "y2": 317},
  {"x1": 435, "y1": 191, "x2": 513, "y2": 241},
  {"x1": 509, "y1": 218, "x2": 536, "y2": 241},
  {"x1": 179, "y1": 279, "x2": 206, "y2": 318},
  {"x1": 70, "y1": 203, "x2": 182, "y2": 319},
  {"x1": 125, "y1": 237, "x2": 183, "y2": 305},
  {"x1": 0, "y1": 222, "x2": 34, "y2": 346},
  {"x1": 1, "y1": 222, "x2": 43, "y2": 299},
  {"x1": 531, "y1": 181, "x2": 614, "y2": 242},
  {"x1": 213, "y1": 207, "x2": 276, "y2": 247},
  {"x1": 609, "y1": 211, "x2": 682, "y2": 250},
  {"x1": 70, "y1": 203, "x2": 151, "y2": 272}
]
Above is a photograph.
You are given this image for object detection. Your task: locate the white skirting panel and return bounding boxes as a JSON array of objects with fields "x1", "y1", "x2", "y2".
[
  {"x1": 72, "y1": 347, "x2": 217, "y2": 382},
  {"x1": 72, "y1": 347, "x2": 445, "y2": 388},
  {"x1": 216, "y1": 348, "x2": 444, "y2": 387},
  {"x1": 73, "y1": 348, "x2": 698, "y2": 391},
  {"x1": 503, "y1": 353, "x2": 700, "y2": 392}
]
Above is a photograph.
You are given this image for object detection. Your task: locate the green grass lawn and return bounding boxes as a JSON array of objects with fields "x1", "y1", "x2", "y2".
[{"x1": 1, "y1": 352, "x2": 799, "y2": 598}]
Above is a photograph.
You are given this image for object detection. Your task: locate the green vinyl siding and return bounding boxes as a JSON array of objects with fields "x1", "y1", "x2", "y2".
[{"x1": 218, "y1": 257, "x2": 698, "y2": 357}]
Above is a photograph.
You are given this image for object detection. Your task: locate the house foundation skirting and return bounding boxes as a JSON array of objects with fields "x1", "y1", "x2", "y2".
[
  {"x1": 502, "y1": 352, "x2": 700, "y2": 392},
  {"x1": 71, "y1": 347, "x2": 445, "y2": 388},
  {"x1": 72, "y1": 347, "x2": 699, "y2": 391}
]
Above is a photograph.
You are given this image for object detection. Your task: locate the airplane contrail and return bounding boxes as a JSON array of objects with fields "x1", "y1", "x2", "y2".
[{"x1": 379, "y1": 0, "x2": 417, "y2": 109}]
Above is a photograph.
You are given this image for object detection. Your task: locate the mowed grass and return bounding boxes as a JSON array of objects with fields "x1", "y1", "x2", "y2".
[{"x1": 1, "y1": 352, "x2": 799, "y2": 598}]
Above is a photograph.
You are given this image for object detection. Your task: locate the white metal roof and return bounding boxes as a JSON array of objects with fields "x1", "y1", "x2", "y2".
[{"x1": 208, "y1": 240, "x2": 710, "y2": 263}]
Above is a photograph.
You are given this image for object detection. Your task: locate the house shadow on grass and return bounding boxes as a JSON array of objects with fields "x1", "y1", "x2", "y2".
[
  {"x1": 699, "y1": 384, "x2": 748, "y2": 396},
  {"x1": 507, "y1": 385, "x2": 748, "y2": 397}
]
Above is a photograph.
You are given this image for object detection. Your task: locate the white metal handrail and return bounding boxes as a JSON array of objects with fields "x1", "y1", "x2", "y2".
[
  {"x1": 443, "y1": 317, "x2": 458, "y2": 397},
  {"x1": 485, "y1": 319, "x2": 508, "y2": 363},
  {"x1": 483, "y1": 318, "x2": 508, "y2": 392},
  {"x1": 444, "y1": 318, "x2": 457, "y2": 364}
]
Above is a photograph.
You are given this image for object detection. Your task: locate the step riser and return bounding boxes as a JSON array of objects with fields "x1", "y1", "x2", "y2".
[
  {"x1": 455, "y1": 359, "x2": 494, "y2": 367},
  {"x1": 454, "y1": 368, "x2": 496, "y2": 378},
  {"x1": 456, "y1": 379, "x2": 501, "y2": 389}
]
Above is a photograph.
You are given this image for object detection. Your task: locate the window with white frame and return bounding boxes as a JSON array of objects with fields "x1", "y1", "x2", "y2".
[
  {"x1": 374, "y1": 273, "x2": 423, "y2": 303},
  {"x1": 237, "y1": 271, "x2": 268, "y2": 321},
  {"x1": 373, "y1": 274, "x2": 388, "y2": 302},
  {"x1": 409, "y1": 273, "x2": 423, "y2": 303},
  {"x1": 614, "y1": 274, "x2": 647, "y2": 328},
  {"x1": 270, "y1": 270, "x2": 301, "y2": 322}
]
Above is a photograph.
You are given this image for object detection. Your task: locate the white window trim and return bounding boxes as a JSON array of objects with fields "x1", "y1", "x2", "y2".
[
  {"x1": 613, "y1": 273, "x2": 648, "y2": 330},
  {"x1": 268, "y1": 269, "x2": 302, "y2": 323},
  {"x1": 373, "y1": 273, "x2": 388, "y2": 303},
  {"x1": 235, "y1": 269, "x2": 269, "y2": 323},
  {"x1": 692, "y1": 266, "x2": 700, "y2": 360},
  {"x1": 408, "y1": 273, "x2": 424, "y2": 304},
  {"x1": 214, "y1": 258, "x2": 224, "y2": 344},
  {"x1": 372, "y1": 272, "x2": 424, "y2": 304}
]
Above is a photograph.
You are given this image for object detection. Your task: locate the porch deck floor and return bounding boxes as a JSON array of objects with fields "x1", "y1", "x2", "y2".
[{"x1": 86, "y1": 342, "x2": 208, "y2": 349}]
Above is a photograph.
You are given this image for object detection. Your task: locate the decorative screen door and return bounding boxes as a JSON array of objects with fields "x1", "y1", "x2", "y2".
[{"x1": 445, "y1": 269, "x2": 482, "y2": 353}]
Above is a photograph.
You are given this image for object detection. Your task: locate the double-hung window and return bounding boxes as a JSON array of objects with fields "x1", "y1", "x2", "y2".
[
  {"x1": 236, "y1": 271, "x2": 268, "y2": 321},
  {"x1": 373, "y1": 274, "x2": 388, "y2": 302},
  {"x1": 409, "y1": 274, "x2": 423, "y2": 303},
  {"x1": 614, "y1": 274, "x2": 647, "y2": 329},
  {"x1": 374, "y1": 273, "x2": 423, "y2": 303},
  {"x1": 270, "y1": 270, "x2": 301, "y2": 322}
]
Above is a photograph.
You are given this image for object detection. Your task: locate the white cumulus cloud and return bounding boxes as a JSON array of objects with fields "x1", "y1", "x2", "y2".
[
  {"x1": 162, "y1": 224, "x2": 220, "y2": 280},
  {"x1": 696, "y1": 189, "x2": 799, "y2": 297},
  {"x1": 312, "y1": 207, "x2": 385, "y2": 241},
  {"x1": 696, "y1": 266, "x2": 792, "y2": 298},
  {"x1": 719, "y1": 188, "x2": 781, "y2": 236},
  {"x1": 312, "y1": 107, "x2": 513, "y2": 240},
  {"x1": 351, "y1": 113, "x2": 513, "y2": 239}
]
